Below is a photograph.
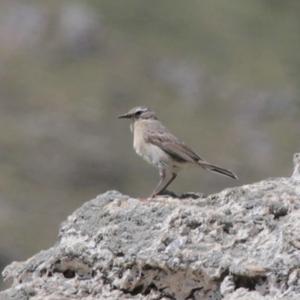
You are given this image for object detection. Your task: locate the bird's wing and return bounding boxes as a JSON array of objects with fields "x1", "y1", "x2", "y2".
[{"x1": 145, "y1": 128, "x2": 202, "y2": 163}]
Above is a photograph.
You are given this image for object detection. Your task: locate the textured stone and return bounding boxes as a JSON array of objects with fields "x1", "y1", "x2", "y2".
[{"x1": 1, "y1": 163, "x2": 300, "y2": 299}]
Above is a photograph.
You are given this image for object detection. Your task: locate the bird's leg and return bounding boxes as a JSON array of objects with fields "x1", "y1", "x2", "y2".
[
  {"x1": 150, "y1": 168, "x2": 166, "y2": 198},
  {"x1": 150, "y1": 170, "x2": 177, "y2": 198},
  {"x1": 160, "y1": 173, "x2": 177, "y2": 194}
]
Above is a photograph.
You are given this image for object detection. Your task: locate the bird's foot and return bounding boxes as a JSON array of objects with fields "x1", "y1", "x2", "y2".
[
  {"x1": 179, "y1": 192, "x2": 205, "y2": 199},
  {"x1": 138, "y1": 195, "x2": 158, "y2": 201},
  {"x1": 138, "y1": 197, "x2": 150, "y2": 202},
  {"x1": 157, "y1": 190, "x2": 178, "y2": 198},
  {"x1": 147, "y1": 190, "x2": 179, "y2": 200}
]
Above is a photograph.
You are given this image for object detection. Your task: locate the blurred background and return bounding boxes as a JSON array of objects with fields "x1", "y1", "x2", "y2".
[{"x1": 1, "y1": 0, "x2": 300, "y2": 289}]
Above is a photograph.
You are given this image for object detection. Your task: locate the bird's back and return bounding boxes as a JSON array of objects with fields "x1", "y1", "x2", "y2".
[{"x1": 135, "y1": 119, "x2": 203, "y2": 165}]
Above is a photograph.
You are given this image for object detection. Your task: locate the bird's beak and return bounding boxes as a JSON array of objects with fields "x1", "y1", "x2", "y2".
[{"x1": 118, "y1": 112, "x2": 132, "y2": 119}]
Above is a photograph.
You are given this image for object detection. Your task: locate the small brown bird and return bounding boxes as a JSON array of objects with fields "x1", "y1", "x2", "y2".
[{"x1": 119, "y1": 106, "x2": 238, "y2": 198}]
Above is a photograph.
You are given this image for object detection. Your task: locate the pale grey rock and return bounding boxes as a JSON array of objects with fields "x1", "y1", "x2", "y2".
[{"x1": 1, "y1": 157, "x2": 300, "y2": 299}]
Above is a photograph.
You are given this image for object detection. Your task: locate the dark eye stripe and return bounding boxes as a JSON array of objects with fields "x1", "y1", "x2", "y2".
[{"x1": 136, "y1": 108, "x2": 147, "y2": 115}]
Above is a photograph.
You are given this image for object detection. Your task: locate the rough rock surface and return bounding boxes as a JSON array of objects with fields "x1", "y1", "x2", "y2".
[{"x1": 1, "y1": 157, "x2": 300, "y2": 300}]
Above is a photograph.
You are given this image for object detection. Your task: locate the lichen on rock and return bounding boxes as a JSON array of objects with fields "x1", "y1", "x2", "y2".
[{"x1": 1, "y1": 156, "x2": 300, "y2": 300}]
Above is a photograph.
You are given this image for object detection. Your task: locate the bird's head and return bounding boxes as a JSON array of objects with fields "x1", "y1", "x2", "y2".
[{"x1": 118, "y1": 106, "x2": 157, "y2": 121}]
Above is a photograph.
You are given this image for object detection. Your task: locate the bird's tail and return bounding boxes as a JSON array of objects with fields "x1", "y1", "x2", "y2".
[{"x1": 198, "y1": 161, "x2": 238, "y2": 179}]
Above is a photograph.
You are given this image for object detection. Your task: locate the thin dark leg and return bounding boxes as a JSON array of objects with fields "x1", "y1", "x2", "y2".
[
  {"x1": 150, "y1": 168, "x2": 166, "y2": 198},
  {"x1": 150, "y1": 172, "x2": 177, "y2": 198},
  {"x1": 159, "y1": 173, "x2": 177, "y2": 194}
]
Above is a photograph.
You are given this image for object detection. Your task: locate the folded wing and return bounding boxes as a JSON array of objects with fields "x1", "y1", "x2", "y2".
[{"x1": 145, "y1": 130, "x2": 202, "y2": 163}]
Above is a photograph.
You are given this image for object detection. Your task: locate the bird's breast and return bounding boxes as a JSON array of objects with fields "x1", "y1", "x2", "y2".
[{"x1": 133, "y1": 122, "x2": 168, "y2": 167}]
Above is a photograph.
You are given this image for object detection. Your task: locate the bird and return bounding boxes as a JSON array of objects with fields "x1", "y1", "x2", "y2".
[{"x1": 118, "y1": 106, "x2": 238, "y2": 198}]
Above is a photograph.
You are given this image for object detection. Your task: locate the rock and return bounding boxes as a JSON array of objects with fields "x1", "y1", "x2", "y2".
[{"x1": 1, "y1": 157, "x2": 300, "y2": 299}]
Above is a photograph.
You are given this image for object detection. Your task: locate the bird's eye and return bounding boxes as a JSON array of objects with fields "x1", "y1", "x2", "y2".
[{"x1": 135, "y1": 110, "x2": 143, "y2": 116}]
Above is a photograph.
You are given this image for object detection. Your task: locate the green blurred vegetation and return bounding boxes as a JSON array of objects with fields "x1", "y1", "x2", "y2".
[{"x1": 0, "y1": 0, "x2": 300, "y2": 289}]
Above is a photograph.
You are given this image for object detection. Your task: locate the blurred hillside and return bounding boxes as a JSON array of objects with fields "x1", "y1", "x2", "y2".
[{"x1": 1, "y1": 0, "x2": 300, "y2": 289}]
